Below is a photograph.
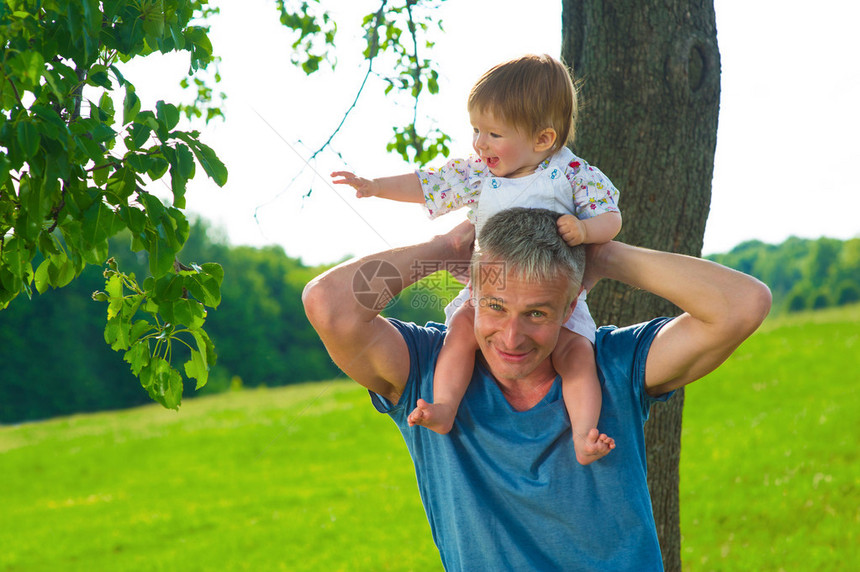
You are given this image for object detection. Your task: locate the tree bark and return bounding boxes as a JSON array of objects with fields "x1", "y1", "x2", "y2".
[{"x1": 561, "y1": 1, "x2": 720, "y2": 569}]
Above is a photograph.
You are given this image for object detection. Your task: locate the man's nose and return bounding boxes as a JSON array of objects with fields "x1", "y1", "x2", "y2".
[{"x1": 500, "y1": 316, "x2": 525, "y2": 348}]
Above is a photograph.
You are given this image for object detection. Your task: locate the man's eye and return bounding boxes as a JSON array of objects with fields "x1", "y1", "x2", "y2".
[{"x1": 529, "y1": 310, "x2": 545, "y2": 318}]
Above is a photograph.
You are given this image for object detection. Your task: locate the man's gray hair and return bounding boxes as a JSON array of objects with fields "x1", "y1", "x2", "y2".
[{"x1": 471, "y1": 207, "x2": 585, "y2": 299}]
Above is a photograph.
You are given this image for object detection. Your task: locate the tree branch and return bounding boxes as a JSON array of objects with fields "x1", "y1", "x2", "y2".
[
  {"x1": 305, "y1": 0, "x2": 389, "y2": 165},
  {"x1": 4, "y1": 76, "x2": 24, "y2": 108}
]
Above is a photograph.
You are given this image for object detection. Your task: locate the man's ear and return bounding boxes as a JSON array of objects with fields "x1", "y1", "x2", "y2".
[
  {"x1": 534, "y1": 128, "x2": 558, "y2": 152},
  {"x1": 564, "y1": 285, "x2": 584, "y2": 321}
]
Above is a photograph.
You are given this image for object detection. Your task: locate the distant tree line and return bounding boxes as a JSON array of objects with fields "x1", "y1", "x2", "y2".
[
  {"x1": 706, "y1": 236, "x2": 860, "y2": 313},
  {"x1": 0, "y1": 219, "x2": 340, "y2": 423},
  {"x1": 2, "y1": 228, "x2": 855, "y2": 423}
]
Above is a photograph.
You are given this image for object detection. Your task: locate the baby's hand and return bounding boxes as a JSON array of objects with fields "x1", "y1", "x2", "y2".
[
  {"x1": 557, "y1": 214, "x2": 587, "y2": 247},
  {"x1": 331, "y1": 171, "x2": 378, "y2": 198}
]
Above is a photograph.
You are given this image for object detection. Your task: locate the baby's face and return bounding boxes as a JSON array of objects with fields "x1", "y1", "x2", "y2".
[{"x1": 469, "y1": 109, "x2": 548, "y2": 179}]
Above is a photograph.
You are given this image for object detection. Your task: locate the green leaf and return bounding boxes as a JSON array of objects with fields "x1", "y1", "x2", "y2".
[
  {"x1": 16, "y1": 121, "x2": 40, "y2": 159},
  {"x1": 105, "y1": 274, "x2": 124, "y2": 319},
  {"x1": 106, "y1": 166, "x2": 138, "y2": 203},
  {"x1": 184, "y1": 273, "x2": 221, "y2": 307},
  {"x1": 1, "y1": 237, "x2": 33, "y2": 281},
  {"x1": 153, "y1": 273, "x2": 184, "y2": 303},
  {"x1": 47, "y1": 253, "x2": 76, "y2": 289},
  {"x1": 192, "y1": 329, "x2": 217, "y2": 369},
  {"x1": 0, "y1": 154, "x2": 10, "y2": 186},
  {"x1": 87, "y1": 65, "x2": 112, "y2": 89},
  {"x1": 176, "y1": 298, "x2": 206, "y2": 329},
  {"x1": 32, "y1": 105, "x2": 68, "y2": 136},
  {"x1": 184, "y1": 348, "x2": 209, "y2": 389},
  {"x1": 156, "y1": 100, "x2": 180, "y2": 132},
  {"x1": 149, "y1": 236, "x2": 175, "y2": 278},
  {"x1": 146, "y1": 157, "x2": 169, "y2": 180},
  {"x1": 42, "y1": 69, "x2": 66, "y2": 102},
  {"x1": 81, "y1": 239, "x2": 110, "y2": 266},
  {"x1": 123, "y1": 87, "x2": 141, "y2": 124},
  {"x1": 124, "y1": 339, "x2": 150, "y2": 376},
  {"x1": 173, "y1": 143, "x2": 195, "y2": 178},
  {"x1": 125, "y1": 152, "x2": 152, "y2": 173},
  {"x1": 175, "y1": 132, "x2": 227, "y2": 186},
  {"x1": 119, "y1": 205, "x2": 147, "y2": 234},
  {"x1": 82, "y1": 201, "x2": 115, "y2": 247},
  {"x1": 167, "y1": 143, "x2": 195, "y2": 208},
  {"x1": 142, "y1": 10, "x2": 165, "y2": 39},
  {"x1": 34, "y1": 259, "x2": 51, "y2": 294},
  {"x1": 200, "y1": 262, "x2": 224, "y2": 286},
  {"x1": 129, "y1": 319, "x2": 152, "y2": 344},
  {"x1": 90, "y1": 122, "x2": 116, "y2": 143},
  {"x1": 126, "y1": 123, "x2": 151, "y2": 151},
  {"x1": 138, "y1": 191, "x2": 166, "y2": 220},
  {"x1": 140, "y1": 356, "x2": 183, "y2": 410},
  {"x1": 104, "y1": 314, "x2": 131, "y2": 351},
  {"x1": 98, "y1": 92, "x2": 116, "y2": 124},
  {"x1": 92, "y1": 162, "x2": 110, "y2": 186},
  {"x1": 8, "y1": 51, "x2": 44, "y2": 89},
  {"x1": 75, "y1": 135, "x2": 104, "y2": 162}
]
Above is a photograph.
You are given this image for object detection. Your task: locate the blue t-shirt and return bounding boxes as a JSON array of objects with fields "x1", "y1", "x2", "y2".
[{"x1": 370, "y1": 317, "x2": 674, "y2": 571}]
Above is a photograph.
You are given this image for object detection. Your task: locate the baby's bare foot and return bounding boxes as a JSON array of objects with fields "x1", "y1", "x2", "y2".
[
  {"x1": 573, "y1": 428, "x2": 615, "y2": 465},
  {"x1": 407, "y1": 399, "x2": 456, "y2": 434}
]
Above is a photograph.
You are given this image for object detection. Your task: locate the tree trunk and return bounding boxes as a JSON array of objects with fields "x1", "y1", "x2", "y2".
[{"x1": 561, "y1": 1, "x2": 721, "y2": 569}]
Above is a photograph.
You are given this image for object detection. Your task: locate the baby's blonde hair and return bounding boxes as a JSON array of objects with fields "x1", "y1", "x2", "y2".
[{"x1": 467, "y1": 54, "x2": 578, "y2": 151}]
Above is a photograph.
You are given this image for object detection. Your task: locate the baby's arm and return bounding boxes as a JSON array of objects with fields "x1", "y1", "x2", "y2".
[
  {"x1": 557, "y1": 211, "x2": 622, "y2": 247},
  {"x1": 331, "y1": 171, "x2": 425, "y2": 203}
]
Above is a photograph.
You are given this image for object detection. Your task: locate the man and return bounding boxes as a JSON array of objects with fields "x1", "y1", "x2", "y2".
[{"x1": 303, "y1": 208, "x2": 771, "y2": 570}]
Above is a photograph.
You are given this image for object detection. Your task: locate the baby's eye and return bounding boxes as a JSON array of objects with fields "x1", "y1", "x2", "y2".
[{"x1": 489, "y1": 132, "x2": 501, "y2": 138}]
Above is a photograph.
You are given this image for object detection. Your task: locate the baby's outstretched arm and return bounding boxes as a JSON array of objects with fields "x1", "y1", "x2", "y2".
[
  {"x1": 331, "y1": 171, "x2": 425, "y2": 203},
  {"x1": 557, "y1": 211, "x2": 622, "y2": 247}
]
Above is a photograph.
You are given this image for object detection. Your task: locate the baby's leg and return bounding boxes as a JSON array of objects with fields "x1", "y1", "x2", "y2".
[
  {"x1": 408, "y1": 300, "x2": 477, "y2": 434},
  {"x1": 553, "y1": 329, "x2": 615, "y2": 465}
]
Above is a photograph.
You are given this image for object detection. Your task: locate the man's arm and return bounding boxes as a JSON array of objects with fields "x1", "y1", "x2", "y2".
[
  {"x1": 586, "y1": 242, "x2": 772, "y2": 396},
  {"x1": 302, "y1": 222, "x2": 474, "y2": 403}
]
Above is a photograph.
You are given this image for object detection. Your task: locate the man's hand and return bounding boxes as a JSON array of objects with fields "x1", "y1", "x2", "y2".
[
  {"x1": 444, "y1": 220, "x2": 476, "y2": 261},
  {"x1": 302, "y1": 219, "x2": 477, "y2": 402},
  {"x1": 331, "y1": 171, "x2": 378, "y2": 198},
  {"x1": 582, "y1": 240, "x2": 771, "y2": 396},
  {"x1": 557, "y1": 214, "x2": 588, "y2": 246},
  {"x1": 581, "y1": 242, "x2": 608, "y2": 292}
]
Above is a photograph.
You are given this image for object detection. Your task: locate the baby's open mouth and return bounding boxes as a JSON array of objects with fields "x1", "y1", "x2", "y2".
[{"x1": 485, "y1": 157, "x2": 499, "y2": 168}]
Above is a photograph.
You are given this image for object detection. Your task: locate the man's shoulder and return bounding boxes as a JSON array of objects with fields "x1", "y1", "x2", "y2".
[
  {"x1": 595, "y1": 317, "x2": 673, "y2": 367},
  {"x1": 596, "y1": 317, "x2": 672, "y2": 342},
  {"x1": 386, "y1": 318, "x2": 447, "y2": 356}
]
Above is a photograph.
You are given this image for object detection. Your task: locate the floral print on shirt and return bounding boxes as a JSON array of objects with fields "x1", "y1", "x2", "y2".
[{"x1": 416, "y1": 149, "x2": 620, "y2": 224}]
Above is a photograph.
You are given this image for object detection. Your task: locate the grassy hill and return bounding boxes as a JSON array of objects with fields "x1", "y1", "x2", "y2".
[{"x1": 2, "y1": 305, "x2": 858, "y2": 571}]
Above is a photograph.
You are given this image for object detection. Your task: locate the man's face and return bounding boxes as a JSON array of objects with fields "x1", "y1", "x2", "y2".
[{"x1": 472, "y1": 267, "x2": 577, "y2": 384}]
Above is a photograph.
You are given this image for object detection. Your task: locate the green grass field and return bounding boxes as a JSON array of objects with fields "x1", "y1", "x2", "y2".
[
  {"x1": 680, "y1": 304, "x2": 859, "y2": 570},
  {"x1": 2, "y1": 305, "x2": 858, "y2": 571}
]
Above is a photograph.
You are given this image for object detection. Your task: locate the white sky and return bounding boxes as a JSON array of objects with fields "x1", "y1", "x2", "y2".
[{"x1": 123, "y1": 0, "x2": 860, "y2": 266}]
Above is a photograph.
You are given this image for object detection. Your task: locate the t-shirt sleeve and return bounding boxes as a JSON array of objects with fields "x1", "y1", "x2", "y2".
[
  {"x1": 563, "y1": 155, "x2": 621, "y2": 220},
  {"x1": 415, "y1": 155, "x2": 487, "y2": 223},
  {"x1": 368, "y1": 319, "x2": 445, "y2": 420},
  {"x1": 595, "y1": 317, "x2": 674, "y2": 421}
]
